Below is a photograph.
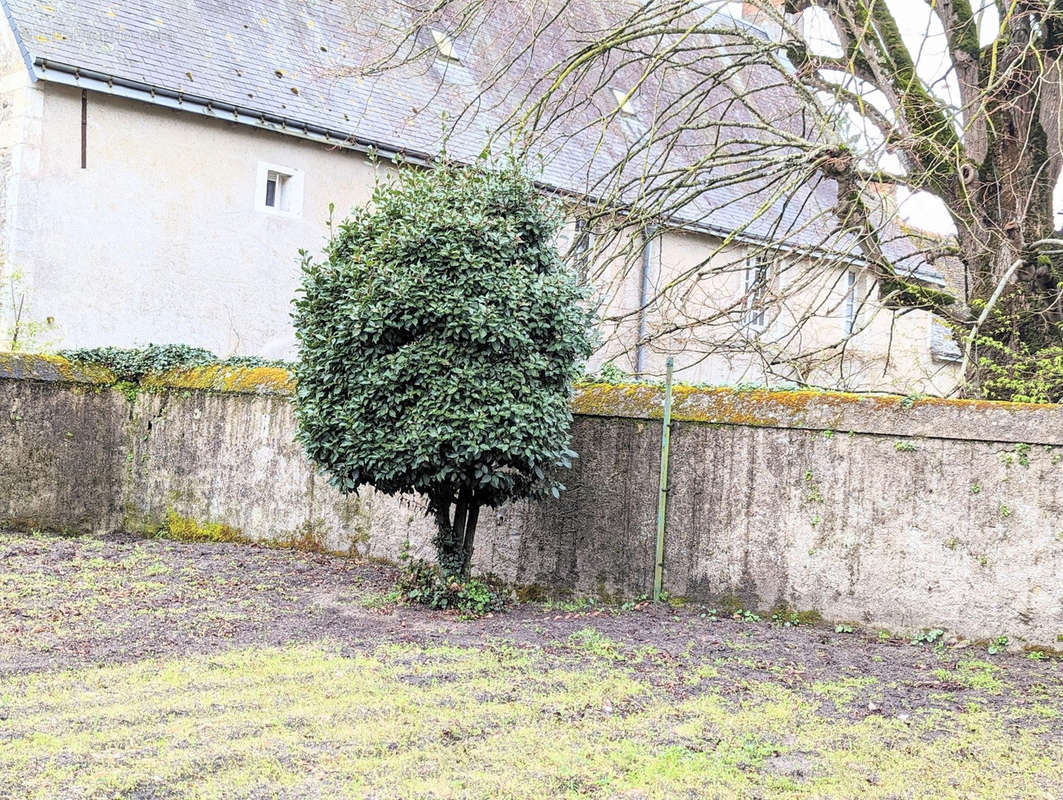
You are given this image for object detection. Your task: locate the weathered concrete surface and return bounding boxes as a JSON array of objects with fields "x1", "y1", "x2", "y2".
[
  {"x1": 0, "y1": 379, "x2": 126, "y2": 533},
  {"x1": 574, "y1": 382, "x2": 1063, "y2": 445},
  {"x1": 120, "y1": 389, "x2": 432, "y2": 557},
  {"x1": 2, "y1": 354, "x2": 1062, "y2": 646}
]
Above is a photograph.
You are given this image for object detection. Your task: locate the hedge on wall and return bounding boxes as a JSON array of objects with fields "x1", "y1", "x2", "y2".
[{"x1": 59, "y1": 344, "x2": 291, "y2": 382}]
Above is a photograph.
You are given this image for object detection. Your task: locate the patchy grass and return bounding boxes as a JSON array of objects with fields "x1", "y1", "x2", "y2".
[
  {"x1": 811, "y1": 676, "x2": 879, "y2": 711},
  {"x1": 1, "y1": 530, "x2": 1061, "y2": 799},
  {"x1": 1, "y1": 641, "x2": 1061, "y2": 798},
  {"x1": 934, "y1": 659, "x2": 1006, "y2": 693}
]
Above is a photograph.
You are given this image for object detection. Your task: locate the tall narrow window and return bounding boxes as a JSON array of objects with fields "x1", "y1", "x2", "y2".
[
  {"x1": 573, "y1": 218, "x2": 593, "y2": 281},
  {"x1": 844, "y1": 269, "x2": 858, "y2": 334},
  {"x1": 265, "y1": 170, "x2": 287, "y2": 210},
  {"x1": 744, "y1": 254, "x2": 770, "y2": 331}
]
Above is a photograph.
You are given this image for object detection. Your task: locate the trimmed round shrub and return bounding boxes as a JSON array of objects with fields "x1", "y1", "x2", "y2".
[{"x1": 293, "y1": 161, "x2": 594, "y2": 575}]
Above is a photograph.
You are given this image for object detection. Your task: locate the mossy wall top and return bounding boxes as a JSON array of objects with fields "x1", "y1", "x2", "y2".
[{"x1": 2, "y1": 352, "x2": 1061, "y2": 445}]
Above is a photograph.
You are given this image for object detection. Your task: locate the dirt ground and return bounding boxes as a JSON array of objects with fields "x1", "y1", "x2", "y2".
[{"x1": 1, "y1": 530, "x2": 1061, "y2": 799}]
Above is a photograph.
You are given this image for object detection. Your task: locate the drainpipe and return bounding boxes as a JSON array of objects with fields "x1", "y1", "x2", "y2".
[
  {"x1": 636, "y1": 229, "x2": 655, "y2": 375},
  {"x1": 81, "y1": 89, "x2": 87, "y2": 169}
]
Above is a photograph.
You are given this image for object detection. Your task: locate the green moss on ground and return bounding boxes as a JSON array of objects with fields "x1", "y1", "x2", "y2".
[{"x1": 1, "y1": 641, "x2": 1059, "y2": 798}]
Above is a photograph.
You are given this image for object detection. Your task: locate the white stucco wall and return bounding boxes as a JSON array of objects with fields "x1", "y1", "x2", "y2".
[
  {"x1": 0, "y1": 20, "x2": 46, "y2": 351},
  {"x1": 593, "y1": 226, "x2": 961, "y2": 394},
  {"x1": 26, "y1": 84, "x2": 382, "y2": 357}
]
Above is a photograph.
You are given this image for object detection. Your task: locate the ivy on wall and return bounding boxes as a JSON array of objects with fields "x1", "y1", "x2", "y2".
[{"x1": 59, "y1": 344, "x2": 291, "y2": 382}]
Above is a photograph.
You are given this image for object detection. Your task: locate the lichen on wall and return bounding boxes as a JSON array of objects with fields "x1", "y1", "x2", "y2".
[
  {"x1": 143, "y1": 364, "x2": 295, "y2": 395},
  {"x1": 0, "y1": 351, "x2": 117, "y2": 384},
  {"x1": 570, "y1": 381, "x2": 1063, "y2": 446}
]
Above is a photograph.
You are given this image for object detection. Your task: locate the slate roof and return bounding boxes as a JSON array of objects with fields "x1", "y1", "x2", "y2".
[{"x1": 0, "y1": 0, "x2": 944, "y2": 283}]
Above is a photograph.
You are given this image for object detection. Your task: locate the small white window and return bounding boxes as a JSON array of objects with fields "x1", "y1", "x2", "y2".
[
  {"x1": 844, "y1": 269, "x2": 858, "y2": 334},
  {"x1": 430, "y1": 28, "x2": 461, "y2": 62},
  {"x1": 744, "y1": 254, "x2": 770, "y2": 331},
  {"x1": 255, "y1": 162, "x2": 304, "y2": 217}
]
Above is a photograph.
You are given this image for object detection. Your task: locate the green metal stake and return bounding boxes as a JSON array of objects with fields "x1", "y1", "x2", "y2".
[{"x1": 653, "y1": 357, "x2": 674, "y2": 602}]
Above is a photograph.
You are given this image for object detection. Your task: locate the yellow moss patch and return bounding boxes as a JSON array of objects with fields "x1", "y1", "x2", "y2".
[
  {"x1": 143, "y1": 511, "x2": 355, "y2": 559},
  {"x1": 0, "y1": 352, "x2": 116, "y2": 384},
  {"x1": 162, "y1": 510, "x2": 246, "y2": 544},
  {"x1": 145, "y1": 364, "x2": 295, "y2": 395}
]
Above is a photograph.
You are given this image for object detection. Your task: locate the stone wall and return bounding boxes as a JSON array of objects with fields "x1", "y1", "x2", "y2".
[{"x1": 2, "y1": 353, "x2": 1062, "y2": 647}]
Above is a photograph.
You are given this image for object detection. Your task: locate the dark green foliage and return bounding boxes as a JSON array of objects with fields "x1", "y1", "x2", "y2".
[
  {"x1": 60, "y1": 344, "x2": 216, "y2": 381},
  {"x1": 972, "y1": 257, "x2": 1063, "y2": 404},
  {"x1": 587, "y1": 361, "x2": 635, "y2": 385},
  {"x1": 971, "y1": 254, "x2": 1063, "y2": 404},
  {"x1": 60, "y1": 344, "x2": 291, "y2": 381},
  {"x1": 220, "y1": 354, "x2": 294, "y2": 370},
  {"x1": 978, "y1": 342, "x2": 1063, "y2": 404},
  {"x1": 395, "y1": 543, "x2": 504, "y2": 618},
  {"x1": 292, "y1": 161, "x2": 594, "y2": 576}
]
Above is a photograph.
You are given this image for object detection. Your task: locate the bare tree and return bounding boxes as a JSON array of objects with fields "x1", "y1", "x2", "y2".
[
  {"x1": 343, "y1": 0, "x2": 1063, "y2": 399},
  {"x1": 784, "y1": 0, "x2": 1063, "y2": 399}
]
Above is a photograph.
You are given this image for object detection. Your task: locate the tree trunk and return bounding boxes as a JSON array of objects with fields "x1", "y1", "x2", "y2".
[
  {"x1": 431, "y1": 490, "x2": 480, "y2": 578},
  {"x1": 432, "y1": 494, "x2": 462, "y2": 576},
  {"x1": 941, "y1": 79, "x2": 1063, "y2": 397},
  {"x1": 461, "y1": 504, "x2": 480, "y2": 577}
]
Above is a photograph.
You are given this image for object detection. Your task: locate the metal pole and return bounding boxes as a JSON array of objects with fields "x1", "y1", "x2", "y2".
[
  {"x1": 81, "y1": 90, "x2": 88, "y2": 169},
  {"x1": 653, "y1": 357, "x2": 674, "y2": 602}
]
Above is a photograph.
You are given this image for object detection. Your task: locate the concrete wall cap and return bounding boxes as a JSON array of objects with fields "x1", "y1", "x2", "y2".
[
  {"x1": 572, "y1": 382, "x2": 1063, "y2": 445},
  {"x1": 2, "y1": 353, "x2": 1061, "y2": 445}
]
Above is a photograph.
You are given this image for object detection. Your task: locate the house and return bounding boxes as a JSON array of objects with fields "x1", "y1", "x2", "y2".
[{"x1": 0, "y1": 0, "x2": 962, "y2": 393}]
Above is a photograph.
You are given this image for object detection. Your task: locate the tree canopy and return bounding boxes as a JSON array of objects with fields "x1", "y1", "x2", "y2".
[{"x1": 293, "y1": 161, "x2": 593, "y2": 575}]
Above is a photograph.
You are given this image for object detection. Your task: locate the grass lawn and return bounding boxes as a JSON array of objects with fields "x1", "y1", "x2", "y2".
[{"x1": 0, "y1": 530, "x2": 1061, "y2": 799}]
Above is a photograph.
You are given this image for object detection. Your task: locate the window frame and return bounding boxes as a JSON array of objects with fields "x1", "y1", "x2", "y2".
[
  {"x1": 255, "y1": 162, "x2": 304, "y2": 218},
  {"x1": 573, "y1": 218, "x2": 594, "y2": 281},
  {"x1": 843, "y1": 268, "x2": 858, "y2": 334},
  {"x1": 744, "y1": 253, "x2": 771, "y2": 332},
  {"x1": 264, "y1": 170, "x2": 286, "y2": 209}
]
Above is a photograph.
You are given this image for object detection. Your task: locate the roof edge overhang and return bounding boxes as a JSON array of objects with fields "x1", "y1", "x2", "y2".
[
  {"x1": 34, "y1": 58, "x2": 434, "y2": 166},
  {"x1": 0, "y1": 0, "x2": 38, "y2": 83}
]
